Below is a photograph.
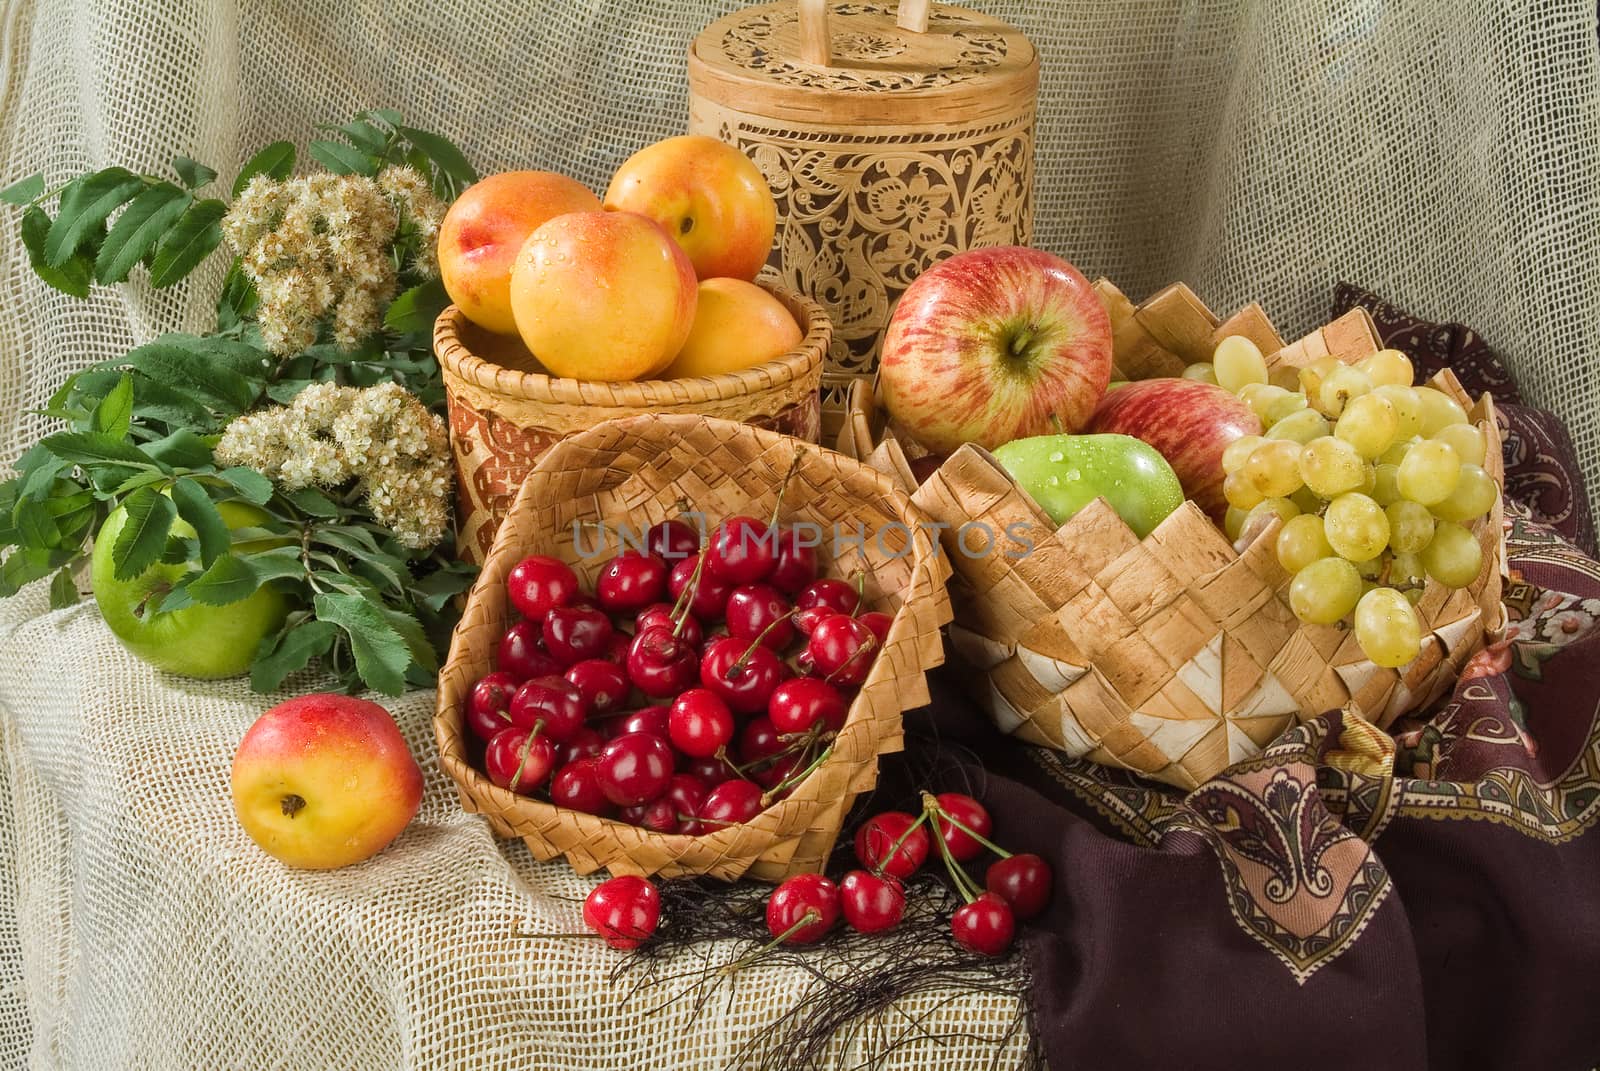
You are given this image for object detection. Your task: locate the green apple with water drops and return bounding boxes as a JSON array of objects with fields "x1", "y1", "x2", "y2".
[{"x1": 992, "y1": 433, "x2": 1185, "y2": 537}]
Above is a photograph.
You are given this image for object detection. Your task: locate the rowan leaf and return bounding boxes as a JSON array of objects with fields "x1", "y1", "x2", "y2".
[
  {"x1": 20, "y1": 207, "x2": 92, "y2": 297},
  {"x1": 94, "y1": 183, "x2": 190, "y2": 283},
  {"x1": 250, "y1": 620, "x2": 337, "y2": 692},
  {"x1": 185, "y1": 553, "x2": 259, "y2": 605},
  {"x1": 48, "y1": 567, "x2": 79, "y2": 609},
  {"x1": 148, "y1": 198, "x2": 226, "y2": 288},
  {"x1": 314, "y1": 591, "x2": 410, "y2": 696},
  {"x1": 232, "y1": 141, "x2": 295, "y2": 197},
  {"x1": 111, "y1": 486, "x2": 177, "y2": 581},
  {"x1": 216, "y1": 466, "x2": 275, "y2": 505},
  {"x1": 308, "y1": 140, "x2": 375, "y2": 176},
  {"x1": 90, "y1": 374, "x2": 135, "y2": 438},
  {"x1": 171, "y1": 156, "x2": 217, "y2": 190},
  {"x1": 45, "y1": 168, "x2": 144, "y2": 266},
  {"x1": 0, "y1": 173, "x2": 44, "y2": 205},
  {"x1": 170, "y1": 478, "x2": 230, "y2": 566}
]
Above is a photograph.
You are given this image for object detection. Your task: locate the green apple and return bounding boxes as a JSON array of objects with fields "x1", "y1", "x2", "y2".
[
  {"x1": 90, "y1": 498, "x2": 291, "y2": 679},
  {"x1": 992, "y1": 432, "x2": 1185, "y2": 538}
]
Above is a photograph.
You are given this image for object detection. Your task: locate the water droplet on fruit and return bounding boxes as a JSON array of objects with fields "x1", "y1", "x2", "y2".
[
  {"x1": 1046, "y1": 475, "x2": 1060, "y2": 488},
  {"x1": 1048, "y1": 451, "x2": 1064, "y2": 463},
  {"x1": 1065, "y1": 469, "x2": 1081, "y2": 481}
]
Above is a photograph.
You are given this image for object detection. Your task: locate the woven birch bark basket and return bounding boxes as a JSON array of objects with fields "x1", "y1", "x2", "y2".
[
  {"x1": 841, "y1": 283, "x2": 1508, "y2": 790},
  {"x1": 434, "y1": 412, "x2": 952, "y2": 881},
  {"x1": 436, "y1": 276, "x2": 830, "y2": 564},
  {"x1": 688, "y1": 0, "x2": 1038, "y2": 441}
]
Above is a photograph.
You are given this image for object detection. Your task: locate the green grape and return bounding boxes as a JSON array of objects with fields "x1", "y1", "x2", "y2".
[
  {"x1": 1373, "y1": 385, "x2": 1424, "y2": 438},
  {"x1": 1224, "y1": 471, "x2": 1265, "y2": 510},
  {"x1": 1431, "y1": 463, "x2": 1497, "y2": 522},
  {"x1": 1396, "y1": 440, "x2": 1461, "y2": 506},
  {"x1": 1316, "y1": 365, "x2": 1374, "y2": 418},
  {"x1": 1244, "y1": 439, "x2": 1305, "y2": 497},
  {"x1": 1222, "y1": 434, "x2": 1265, "y2": 475},
  {"x1": 1354, "y1": 555, "x2": 1385, "y2": 580},
  {"x1": 1289, "y1": 557, "x2": 1363, "y2": 625},
  {"x1": 1297, "y1": 356, "x2": 1343, "y2": 400},
  {"x1": 1277, "y1": 514, "x2": 1333, "y2": 573},
  {"x1": 1389, "y1": 551, "x2": 1427, "y2": 587},
  {"x1": 1290, "y1": 486, "x2": 1323, "y2": 515},
  {"x1": 1183, "y1": 362, "x2": 1219, "y2": 384},
  {"x1": 1324, "y1": 492, "x2": 1390, "y2": 561},
  {"x1": 1260, "y1": 389, "x2": 1309, "y2": 427},
  {"x1": 1371, "y1": 463, "x2": 1402, "y2": 506},
  {"x1": 1214, "y1": 335, "x2": 1268, "y2": 393},
  {"x1": 1433, "y1": 422, "x2": 1487, "y2": 467},
  {"x1": 1354, "y1": 587, "x2": 1423, "y2": 667},
  {"x1": 1386, "y1": 499, "x2": 1436, "y2": 553},
  {"x1": 1357, "y1": 348, "x2": 1415, "y2": 388},
  {"x1": 1266, "y1": 408, "x2": 1332, "y2": 444},
  {"x1": 1421, "y1": 522, "x2": 1483, "y2": 588},
  {"x1": 1298, "y1": 435, "x2": 1366, "y2": 497},
  {"x1": 1334, "y1": 393, "x2": 1399, "y2": 459},
  {"x1": 1224, "y1": 506, "x2": 1247, "y2": 541},
  {"x1": 1378, "y1": 436, "x2": 1417, "y2": 467},
  {"x1": 1242, "y1": 498, "x2": 1300, "y2": 543},
  {"x1": 1415, "y1": 387, "x2": 1468, "y2": 435},
  {"x1": 1358, "y1": 463, "x2": 1377, "y2": 495}
]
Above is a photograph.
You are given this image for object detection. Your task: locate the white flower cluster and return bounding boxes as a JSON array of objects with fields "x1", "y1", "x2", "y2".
[
  {"x1": 215, "y1": 382, "x2": 453, "y2": 550},
  {"x1": 222, "y1": 167, "x2": 446, "y2": 355}
]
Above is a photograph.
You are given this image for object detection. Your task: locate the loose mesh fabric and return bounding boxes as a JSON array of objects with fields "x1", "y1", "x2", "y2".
[{"x1": 0, "y1": 1, "x2": 1597, "y2": 1067}]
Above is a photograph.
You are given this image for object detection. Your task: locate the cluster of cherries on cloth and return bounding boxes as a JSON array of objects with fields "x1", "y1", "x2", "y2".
[
  {"x1": 581, "y1": 792, "x2": 1054, "y2": 959},
  {"x1": 466, "y1": 511, "x2": 888, "y2": 836}
]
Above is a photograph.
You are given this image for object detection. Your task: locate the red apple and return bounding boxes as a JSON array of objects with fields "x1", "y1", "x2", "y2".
[
  {"x1": 877, "y1": 247, "x2": 1113, "y2": 454},
  {"x1": 1086, "y1": 378, "x2": 1262, "y2": 521}
]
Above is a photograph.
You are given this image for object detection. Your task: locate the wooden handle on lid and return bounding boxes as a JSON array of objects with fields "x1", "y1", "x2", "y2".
[{"x1": 799, "y1": 0, "x2": 932, "y2": 66}]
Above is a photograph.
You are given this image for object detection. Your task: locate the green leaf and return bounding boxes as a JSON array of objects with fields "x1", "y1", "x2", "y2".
[
  {"x1": 114, "y1": 335, "x2": 263, "y2": 413},
  {"x1": 113, "y1": 469, "x2": 168, "y2": 496},
  {"x1": 170, "y1": 478, "x2": 230, "y2": 566},
  {"x1": 171, "y1": 156, "x2": 217, "y2": 190},
  {"x1": 110, "y1": 486, "x2": 177, "y2": 581},
  {"x1": 329, "y1": 119, "x2": 388, "y2": 154},
  {"x1": 411, "y1": 563, "x2": 477, "y2": 612},
  {"x1": 130, "y1": 376, "x2": 219, "y2": 430},
  {"x1": 185, "y1": 553, "x2": 258, "y2": 605},
  {"x1": 45, "y1": 167, "x2": 144, "y2": 266},
  {"x1": 1, "y1": 173, "x2": 44, "y2": 205},
  {"x1": 314, "y1": 591, "x2": 410, "y2": 696},
  {"x1": 232, "y1": 141, "x2": 296, "y2": 197},
  {"x1": 240, "y1": 546, "x2": 305, "y2": 585},
  {"x1": 94, "y1": 183, "x2": 190, "y2": 283},
  {"x1": 40, "y1": 430, "x2": 152, "y2": 467},
  {"x1": 363, "y1": 108, "x2": 404, "y2": 128},
  {"x1": 308, "y1": 140, "x2": 375, "y2": 176},
  {"x1": 0, "y1": 547, "x2": 59, "y2": 596},
  {"x1": 382, "y1": 277, "x2": 448, "y2": 335},
  {"x1": 12, "y1": 444, "x2": 70, "y2": 501},
  {"x1": 217, "y1": 466, "x2": 274, "y2": 505},
  {"x1": 48, "y1": 567, "x2": 79, "y2": 609},
  {"x1": 143, "y1": 428, "x2": 215, "y2": 471},
  {"x1": 286, "y1": 486, "x2": 341, "y2": 518},
  {"x1": 12, "y1": 497, "x2": 59, "y2": 548},
  {"x1": 20, "y1": 207, "x2": 92, "y2": 297},
  {"x1": 148, "y1": 198, "x2": 226, "y2": 288},
  {"x1": 251, "y1": 620, "x2": 337, "y2": 692},
  {"x1": 215, "y1": 258, "x2": 258, "y2": 330},
  {"x1": 396, "y1": 125, "x2": 477, "y2": 189},
  {"x1": 90, "y1": 374, "x2": 135, "y2": 438},
  {"x1": 380, "y1": 604, "x2": 439, "y2": 673}
]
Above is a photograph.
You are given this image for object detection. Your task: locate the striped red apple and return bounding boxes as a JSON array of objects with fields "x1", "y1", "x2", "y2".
[{"x1": 877, "y1": 247, "x2": 1113, "y2": 454}]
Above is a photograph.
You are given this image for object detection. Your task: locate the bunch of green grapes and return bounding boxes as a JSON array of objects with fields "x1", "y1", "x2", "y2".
[{"x1": 1196, "y1": 338, "x2": 1495, "y2": 669}]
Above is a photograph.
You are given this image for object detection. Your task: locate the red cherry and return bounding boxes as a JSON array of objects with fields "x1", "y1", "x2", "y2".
[
  {"x1": 683, "y1": 752, "x2": 740, "y2": 785},
  {"x1": 700, "y1": 635, "x2": 784, "y2": 714},
  {"x1": 794, "y1": 578, "x2": 860, "y2": 634},
  {"x1": 582, "y1": 875, "x2": 660, "y2": 950},
  {"x1": 806, "y1": 613, "x2": 878, "y2": 686},
  {"x1": 694, "y1": 778, "x2": 763, "y2": 834},
  {"x1": 705, "y1": 515, "x2": 776, "y2": 585},
  {"x1": 951, "y1": 893, "x2": 1015, "y2": 957},
  {"x1": 765, "y1": 874, "x2": 839, "y2": 944},
  {"x1": 549, "y1": 758, "x2": 611, "y2": 815},
  {"x1": 985, "y1": 854, "x2": 1053, "y2": 920},
  {"x1": 556, "y1": 726, "x2": 606, "y2": 765},
  {"x1": 596, "y1": 551, "x2": 669, "y2": 615},
  {"x1": 668, "y1": 554, "x2": 732, "y2": 622},
  {"x1": 839, "y1": 870, "x2": 905, "y2": 934},
  {"x1": 857, "y1": 611, "x2": 893, "y2": 646},
  {"x1": 793, "y1": 648, "x2": 817, "y2": 677},
  {"x1": 467, "y1": 670, "x2": 520, "y2": 741},
  {"x1": 932, "y1": 793, "x2": 993, "y2": 863},
  {"x1": 602, "y1": 632, "x2": 632, "y2": 666},
  {"x1": 662, "y1": 773, "x2": 709, "y2": 834},
  {"x1": 854, "y1": 811, "x2": 929, "y2": 879},
  {"x1": 737, "y1": 716, "x2": 785, "y2": 767},
  {"x1": 768, "y1": 526, "x2": 819, "y2": 594},
  {"x1": 635, "y1": 602, "x2": 703, "y2": 648},
  {"x1": 668, "y1": 688, "x2": 735, "y2": 758},
  {"x1": 596, "y1": 732, "x2": 675, "y2": 807},
  {"x1": 611, "y1": 704, "x2": 670, "y2": 740},
  {"x1": 542, "y1": 605, "x2": 615, "y2": 666},
  {"x1": 625, "y1": 626, "x2": 699, "y2": 698},
  {"x1": 620, "y1": 796, "x2": 678, "y2": 833},
  {"x1": 725, "y1": 584, "x2": 795, "y2": 651},
  {"x1": 496, "y1": 621, "x2": 562, "y2": 680},
  {"x1": 507, "y1": 675, "x2": 589, "y2": 741},
  {"x1": 646, "y1": 518, "x2": 701, "y2": 562},
  {"x1": 565, "y1": 658, "x2": 630, "y2": 714},
  {"x1": 484, "y1": 726, "x2": 555, "y2": 795},
  {"x1": 506, "y1": 555, "x2": 580, "y2": 621},
  {"x1": 767, "y1": 677, "x2": 848, "y2": 735}
]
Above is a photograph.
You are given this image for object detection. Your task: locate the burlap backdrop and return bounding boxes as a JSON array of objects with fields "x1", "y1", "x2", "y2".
[{"x1": 1, "y1": 1, "x2": 1597, "y2": 1068}]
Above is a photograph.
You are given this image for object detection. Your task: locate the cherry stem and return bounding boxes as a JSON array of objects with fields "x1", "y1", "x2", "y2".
[
  {"x1": 761, "y1": 744, "x2": 833, "y2": 806},
  {"x1": 731, "y1": 614, "x2": 791, "y2": 675},
  {"x1": 509, "y1": 718, "x2": 545, "y2": 792},
  {"x1": 931, "y1": 816, "x2": 982, "y2": 904},
  {"x1": 767, "y1": 445, "x2": 808, "y2": 530},
  {"x1": 718, "y1": 908, "x2": 821, "y2": 977},
  {"x1": 920, "y1": 790, "x2": 1011, "y2": 859},
  {"x1": 822, "y1": 631, "x2": 877, "y2": 686},
  {"x1": 870, "y1": 809, "x2": 929, "y2": 879},
  {"x1": 669, "y1": 550, "x2": 709, "y2": 638},
  {"x1": 849, "y1": 569, "x2": 866, "y2": 615}
]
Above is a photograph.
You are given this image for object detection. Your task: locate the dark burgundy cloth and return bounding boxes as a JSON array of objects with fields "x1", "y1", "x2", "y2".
[{"x1": 910, "y1": 291, "x2": 1600, "y2": 1071}]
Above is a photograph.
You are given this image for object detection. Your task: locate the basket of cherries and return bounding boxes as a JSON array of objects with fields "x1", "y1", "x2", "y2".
[{"x1": 434, "y1": 413, "x2": 952, "y2": 882}]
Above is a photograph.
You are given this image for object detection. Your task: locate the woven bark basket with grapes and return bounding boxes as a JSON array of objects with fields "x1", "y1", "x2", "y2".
[
  {"x1": 435, "y1": 412, "x2": 952, "y2": 881},
  {"x1": 839, "y1": 282, "x2": 1507, "y2": 790}
]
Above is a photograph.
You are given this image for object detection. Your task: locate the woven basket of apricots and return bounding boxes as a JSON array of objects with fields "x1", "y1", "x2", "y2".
[
  {"x1": 837, "y1": 246, "x2": 1504, "y2": 790},
  {"x1": 434, "y1": 413, "x2": 951, "y2": 881},
  {"x1": 434, "y1": 135, "x2": 828, "y2": 564}
]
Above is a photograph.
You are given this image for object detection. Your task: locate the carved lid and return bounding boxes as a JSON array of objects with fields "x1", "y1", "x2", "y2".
[{"x1": 688, "y1": 2, "x2": 1038, "y2": 126}]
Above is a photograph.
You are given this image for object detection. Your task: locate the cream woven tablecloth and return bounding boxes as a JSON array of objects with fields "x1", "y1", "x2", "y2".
[{"x1": 2, "y1": 1, "x2": 1598, "y2": 1067}]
